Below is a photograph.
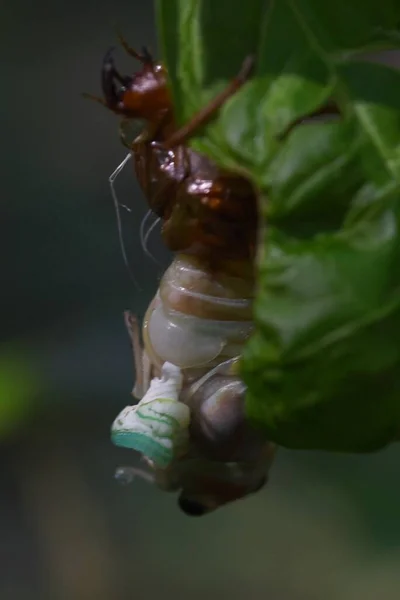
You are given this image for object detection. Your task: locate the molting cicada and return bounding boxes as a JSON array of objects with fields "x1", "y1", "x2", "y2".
[{"x1": 85, "y1": 34, "x2": 276, "y2": 515}]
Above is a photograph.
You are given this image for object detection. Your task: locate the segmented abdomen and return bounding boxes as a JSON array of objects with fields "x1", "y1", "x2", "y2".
[{"x1": 142, "y1": 253, "x2": 255, "y2": 377}]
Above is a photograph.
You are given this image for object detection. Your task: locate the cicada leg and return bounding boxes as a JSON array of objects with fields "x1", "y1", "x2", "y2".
[
  {"x1": 116, "y1": 31, "x2": 153, "y2": 65},
  {"x1": 123, "y1": 310, "x2": 152, "y2": 399},
  {"x1": 114, "y1": 465, "x2": 155, "y2": 485},
  {"x1": 81, "y1": 92, "x2": 109, "y2": 107},
  {"x1": 163, "y1": 54, "x2": 255, "y2": 149}
]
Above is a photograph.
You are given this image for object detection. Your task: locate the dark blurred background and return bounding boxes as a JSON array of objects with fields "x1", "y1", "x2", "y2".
[{"x1": 2, "y1": 2, "x2": 400, "y2": 599}]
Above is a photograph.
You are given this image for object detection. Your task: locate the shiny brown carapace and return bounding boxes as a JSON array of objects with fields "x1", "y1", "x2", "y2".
[{"x1": 84, "y1": 35, "x2": 259, "y2": 267}]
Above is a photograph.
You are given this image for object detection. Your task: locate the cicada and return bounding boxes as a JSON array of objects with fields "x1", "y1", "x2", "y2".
[{"x1": 85, "y1": 35, "x2": 276, "y2": 515}]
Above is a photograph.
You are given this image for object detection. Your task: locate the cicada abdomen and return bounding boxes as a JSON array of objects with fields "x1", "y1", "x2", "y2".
[
  {"x1": 111, "y1": 253, "x2": 275, "y2": 515},
  {"x1": 143, "y1": 253, "x2": 255, "y2": 375}
]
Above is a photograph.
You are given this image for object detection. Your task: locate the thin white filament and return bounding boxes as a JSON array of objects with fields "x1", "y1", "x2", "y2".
[
  {"x1": 109, "y1": 153, "x2": 141, "y2": 289},
  {"x1": 139, "y1": 209, "x2": 152, "y2": 256},
  {"x1": 143, "y1": 216, "x2": 162, "y2": 265}
]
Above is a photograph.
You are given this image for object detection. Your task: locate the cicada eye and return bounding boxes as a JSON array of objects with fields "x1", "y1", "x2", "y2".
[{"x1": 178, "y1": 495, "x2": 208, "y2": 517}]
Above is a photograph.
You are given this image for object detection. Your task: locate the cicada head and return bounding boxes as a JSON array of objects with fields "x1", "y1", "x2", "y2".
[
  {"x1": 172, "y1": 360, "x2": 276, "y2": 515},
  {"x1": 100, "y1": 46, "x2": 171, "y2": 122},
  {"x1": 114, "y1": 444, "x2": 274, "y2": 516},
  {"x1": 176, "y1": 446, "x2": 275, "y2": 516},
  {"x1": 84, "y1": 37, "x2": 172, "y2": 128}
]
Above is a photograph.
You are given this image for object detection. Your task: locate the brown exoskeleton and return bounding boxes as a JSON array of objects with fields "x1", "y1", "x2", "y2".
[
  {"x1": 85, "y1": 35, "x2": 276, "y2": 516},
  {"x1": 84, "y1": 36, "x2": 258, "y2": 263}
]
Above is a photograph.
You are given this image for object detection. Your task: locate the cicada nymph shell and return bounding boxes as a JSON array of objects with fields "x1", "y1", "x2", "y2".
[{"x1": 85, "y1": 36, "x2": 276, "y2": 514}]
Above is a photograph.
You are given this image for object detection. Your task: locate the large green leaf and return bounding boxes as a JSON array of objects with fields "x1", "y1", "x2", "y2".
[{"x1": 157, "y1": 0, "x2": 400, "y2": 451}]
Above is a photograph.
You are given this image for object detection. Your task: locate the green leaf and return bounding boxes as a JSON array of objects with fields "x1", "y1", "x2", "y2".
[
  {"x1": 157, "y1": 0, "x2": 400, "y2": 452},
  {"x1": 245, "y1": 206, "x2": 400, "y2": 452}
]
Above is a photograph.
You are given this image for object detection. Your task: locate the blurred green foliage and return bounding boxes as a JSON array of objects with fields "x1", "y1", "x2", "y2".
[{"x1": 0, "y1": 350, "x2": 43, "y2": 438}]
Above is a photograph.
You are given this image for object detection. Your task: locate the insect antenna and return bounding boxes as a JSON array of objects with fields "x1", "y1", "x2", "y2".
[{"x1": 109, "y1": 153, "x2": 141, "y2": 290}]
